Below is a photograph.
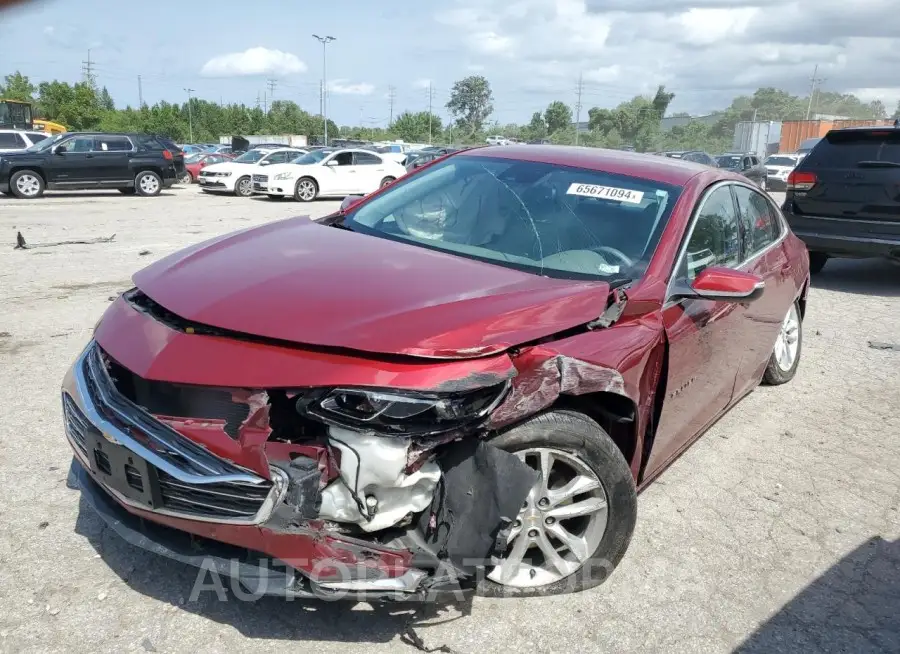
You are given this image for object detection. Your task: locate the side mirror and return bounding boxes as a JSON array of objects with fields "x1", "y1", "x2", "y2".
[
  {"x1": 53, "y1": 145, "x2": 67, "y2": 155},
  {"x1": 259, "y1": 160, "x2": 271, "y2": 166},
  {"x1": 325, "y1": 159, "x2": 339, "y2": 167},
  {"x1": 671, "y1": 266, "x2": 765, "y2": 303},
  {"x1": 340, "y1": 194, "x2": 365, "y2": 212}
]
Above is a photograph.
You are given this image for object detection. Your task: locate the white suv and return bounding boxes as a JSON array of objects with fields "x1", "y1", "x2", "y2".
[
  {"x1": 485, "y1": 135, "x2": 510, "y2": 146},
  {"x1": 0, "y1": 129, "x2": 51, "y2": 153}
]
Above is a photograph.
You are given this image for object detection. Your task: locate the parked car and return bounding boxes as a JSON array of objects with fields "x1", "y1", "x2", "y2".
[
  {"x1": 763, "y1": 153, "x2": 804, "y2": 191},
  {"x1": 179, "y1": 144, "x2": 207, "y2": 156},
  {"x1": 661, "y1": 150, "x2": 718, "y2": 166},
  {"x1": 0, "y1": 132, "x2": 178, "y2": 198},
  {"x1": 152, "y1": 136, "x2": 186, "y2": 178},
  {"x1": 0, "y1": 128, "x2": 51, "y2": 152},
  {"x1": 63, "y1": 145, "x2": 809, "y2": 600},
  {"x1": 405, "y1": 151, "x2": 442, "y2": 172},
  {"x1": 251, "y1": 148, "x2": 407, "y2": 201},
  {"x1": 782, "y1": 126, "x2": 900, "y2": 273},
  {"x1": 715, "y1": 153, "x2": 767, "y2": 189},
  {"x1": 198, "y1": 147, "x2": 304, "y2": 196},
  {"x1": 486, "y1": 135, "x2": 510, "y2": 145},
  {"x1": 181, "y1": 152, "x2": 235, "y2": 184}
]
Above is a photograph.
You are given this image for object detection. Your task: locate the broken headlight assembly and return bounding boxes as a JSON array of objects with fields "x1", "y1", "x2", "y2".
[{"x1": 304, "y1": 382, "x2": 510, "y2": 435}]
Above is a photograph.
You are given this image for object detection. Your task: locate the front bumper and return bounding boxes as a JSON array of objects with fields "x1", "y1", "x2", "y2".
[
  {"x1": 198, "y1": 176, "x2": 235, "y2": 191},
  {"x1": 251, "y1": 176, "x2": 293, "y2": 196},
  {"x1": 62, "y1": 342, "x2": 427, "y2": 596}
]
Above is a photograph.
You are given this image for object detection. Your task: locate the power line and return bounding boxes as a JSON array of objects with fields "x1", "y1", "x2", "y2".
[{"x1": 574, "y1": 72, "x2": 584, "y2": 146}]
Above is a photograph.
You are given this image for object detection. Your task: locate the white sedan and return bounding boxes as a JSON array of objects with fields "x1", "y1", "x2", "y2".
[
  {"x1": 250, "y1": 148, "x2": 408, "y2": 202},
  {"x1": 198, "y1": 147, "x2": 305, "y2": 196}
]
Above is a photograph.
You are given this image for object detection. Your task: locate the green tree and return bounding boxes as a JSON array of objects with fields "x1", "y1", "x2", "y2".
[
  {"x1": 391, "y1": 111, "x2": 443, "y2": 142},
  {"x1": 544, "y1": 101, "x2": 572, "y2": 134},
  {"x1": 99, "y1": 86, "x2": 115, "y2": 111},
  {"x1": 0, "y1": 71, "x2": 36, "y2": 102},
  {"x1": 893, "y1": 101, "x2": 900, "y2": 120},
  {"x1": 446, "y1": 75, "x2": 494, "y2": 135},
  {"x1": 525, "y1": 111, "x2": 546, "y2": 140}
]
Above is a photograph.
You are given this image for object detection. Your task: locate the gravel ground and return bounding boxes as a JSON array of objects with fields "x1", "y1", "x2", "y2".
[{"x1": 0, "y1": 187, "x2": 898, "y2": 654}]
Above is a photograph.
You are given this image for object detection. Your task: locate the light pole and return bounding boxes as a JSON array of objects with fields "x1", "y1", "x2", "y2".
[
  {"x1": 184, "y1": 87, "x2": 195, "y2": 143},
  {"x1": 312, "y1": 34, "x2": 336, "y2": 145}
]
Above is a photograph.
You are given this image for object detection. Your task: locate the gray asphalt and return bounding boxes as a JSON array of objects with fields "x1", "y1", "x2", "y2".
[{"x1": 0, "y1": 188, "x2": 898, "y2": 654}]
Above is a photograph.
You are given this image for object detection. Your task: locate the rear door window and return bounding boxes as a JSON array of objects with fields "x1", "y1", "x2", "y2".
[
  {"x1": 0, "y1": 132, "x2": 25, "y2": 148},
  {"x1": 96, "y1": 135, "x2": 133, "y2": 151},
  {"x1": 733, "y1": 185, "x2": 781, "y2": 257}
]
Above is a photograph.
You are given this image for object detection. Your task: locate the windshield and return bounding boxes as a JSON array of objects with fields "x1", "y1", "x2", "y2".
[
  {"x1": 233, "y1": 150, "x2": 265, "y2": 163},
  {"x1": 716, "y1": 155, "x2": 742, "y2": 168},
  {"x1": 24, "y1": 133, "x2": 65, "y2": 152},
  {"x1": 292, "y1": 150, "x2": 330, "y2": 165},
  {"x1": 343, "y1": 155, "x2": 682, "y2": 281},
  {"x1": 764, "y1": 156, "x2": 798, "y2": 167}
]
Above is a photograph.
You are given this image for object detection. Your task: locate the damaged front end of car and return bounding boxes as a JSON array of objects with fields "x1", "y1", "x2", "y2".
[{"x1": 63, "y1": 286, "x2": 647, "y2": 601}]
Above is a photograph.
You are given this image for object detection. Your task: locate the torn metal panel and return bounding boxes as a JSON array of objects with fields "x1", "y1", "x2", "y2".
[{"x1": 488, "y1": 346, "x2": 627, "y2": 429}]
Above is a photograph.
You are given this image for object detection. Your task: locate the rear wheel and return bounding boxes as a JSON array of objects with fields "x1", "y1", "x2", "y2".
[
  {"x1": 294, "y1": 177, "x2": 318, "y2": 202},
  {"x1": 809, "y1": 251, "x2": 828, "y2": 274},
  {"x1": 234, "y1": 176, "x2": 252, "y2": 197},
  {"x1": 379, "y1": 176, "x2": 396, "y2": 188},
  {"x1": 10, "y1": 170, "x2": 45, "y2": 199},
  {"x1": 179, "y1": 171, "x2": 192, "y2": 185},
  {"x1": 477, "y1": 411, "x2": 636, "y2": 597},
  {"x1": 135, "y1": 171, "x2": 162, "y2": 197},
  {"x1": 763, "y1": 301, "x2": 802, "y2": 385}
]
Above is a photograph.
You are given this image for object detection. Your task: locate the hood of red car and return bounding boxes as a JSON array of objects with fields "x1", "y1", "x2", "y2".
[{"x1": 132, "y1": 218, "x2": 609, "y2": 359}]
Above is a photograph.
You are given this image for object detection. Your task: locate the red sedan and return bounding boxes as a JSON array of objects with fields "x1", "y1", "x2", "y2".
[
  {"x1": 180, "y1": 152, "x2": 233, "y2": 184},
  {"x1": 62, "y1": 145, "x2": 809, "y2": 600}
]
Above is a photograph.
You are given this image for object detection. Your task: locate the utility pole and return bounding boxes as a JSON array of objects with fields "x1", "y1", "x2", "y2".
[
  {"x1": 805, "y1": 65, "x2": 825, "y2": 120},
  {"x1": 137, "y1": 75, "x2": 143, "y2": 108},
  {"x1": 426, "y1": 82, "x2": 435, "y2": 144},
  {"x1": 388, "y1": 85, "x2": 396, "y2": 126},
  {"x1": 266, "y1": 78, "x2": 277, "y2": 114},
  {"x1": 574, "y1": 72, "x2": 584, "y2": 146},
  {"x1": 312, "y1": 34, "x2": 336, "y2": 145},
  {"x1": 184, "y1": 88, "x2": 195, "y2": 143},
  {"x1": 256, "y1": 92, "x2": 261, "y2": 110},
  {"x1": 263, "y1": 90, "x2": 267, "y2": 115},
  {"x1": 82, "y1": 49, "x2": 96, "y2": 87}
]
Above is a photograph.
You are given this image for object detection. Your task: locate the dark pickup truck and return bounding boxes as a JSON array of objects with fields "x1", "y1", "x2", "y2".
[{"x1": 0, "y1": 132, "x2": 179, "y2": 199}]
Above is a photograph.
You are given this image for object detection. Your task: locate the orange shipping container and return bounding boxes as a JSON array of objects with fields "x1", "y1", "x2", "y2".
[{"x1": 779, "y1": 119, "x2": 894, "y2": 153}]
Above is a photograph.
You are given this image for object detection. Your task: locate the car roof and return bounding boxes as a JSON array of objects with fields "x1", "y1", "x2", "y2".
[{"x1": 461, "y1": 144, "x2": 715, "y2": 186}]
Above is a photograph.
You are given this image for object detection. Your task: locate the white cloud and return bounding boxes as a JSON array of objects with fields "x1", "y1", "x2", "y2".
[
  {"x1": 413, "y1": 78, "x2": 432, "y2": 89},
  {"x1": 200, "y1": 47, "x2": 307, "y2": 77},
  {"x1": 43, "y1": 25, "x2": 54, "y2": 35},
  {"x1": 435, "y1": 0, "x2": 900, "y2": 115},
  {"x1": 328, "y1": 79, "x2": 375, "y2": 95}
]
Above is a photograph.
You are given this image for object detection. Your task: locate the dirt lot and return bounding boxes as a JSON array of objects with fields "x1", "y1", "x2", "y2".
[{"x1": 0, "y1": 187, "x2": 898, "y2": 654}]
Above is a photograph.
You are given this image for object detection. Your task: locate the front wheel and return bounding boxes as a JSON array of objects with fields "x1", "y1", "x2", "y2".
[
  {"x1": 763, "y1": 301, "x2": 802, "y2": 385},
  {"x1": 294, "y1": 177, "x2": 318, "y2": 202},
  {"x1": 10, "y1": 170, "x2": 45, "y2": 199},
  {"x1": 135, "y1": 171, "x2": 162, "y2": 197},
  {"x1": 477, "y1": 411, "x2": 637, "y2": 597},
  {"x1": 234, "y1": 176, "x2": 252, "y2": 197},
  {"x1": 179, "y1": 171, "x2": 192, "y2": 185},
  {"x1": 379, "y1": 176, "x2": 396, "y2": 188}
]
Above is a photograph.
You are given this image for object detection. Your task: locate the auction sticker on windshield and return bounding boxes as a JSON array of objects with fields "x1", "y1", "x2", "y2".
[{"x1": 567, "y1": 183, "x2": 644, "y2": 204}]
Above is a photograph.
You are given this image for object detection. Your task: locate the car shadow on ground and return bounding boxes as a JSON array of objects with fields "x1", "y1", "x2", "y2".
[
  {"x1": 735, "y1": 536, "x2": 900, "y2": 653},
  {"x1": 73, "y1": 497, "x2": 472, "y2": 649},
  {"x1": 39, "y1": 192, "x2": 178, "y2": 199},
  {"x1": 811, "y1": 258, "x2": 900, "y2": 298}
]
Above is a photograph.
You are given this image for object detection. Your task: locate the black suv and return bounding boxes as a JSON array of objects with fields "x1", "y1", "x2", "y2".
[
  {"x1": 0, "y1": 132, "x2": 178, "y2": 199},
  {"x1": 782, "y1": 127, "x2": 900, "y2": 273}
]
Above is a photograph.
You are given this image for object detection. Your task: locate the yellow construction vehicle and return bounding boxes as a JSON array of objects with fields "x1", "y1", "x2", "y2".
[{"x1": 0, "y1": 99, "x2": 67, "y2": 134}]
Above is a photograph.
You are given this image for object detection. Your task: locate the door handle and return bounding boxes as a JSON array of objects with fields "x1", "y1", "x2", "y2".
[{"x1": 86, "y1": 154, "x2": 94, "y2": 158}]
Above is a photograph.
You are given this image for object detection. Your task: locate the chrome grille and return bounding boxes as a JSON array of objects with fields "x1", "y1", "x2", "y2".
[
  {"x1": 252, "y1": 174, "x2": 268, "y2": 183},
  {"x1": 64, "y1": 343, "x2": 283, "y2": 523}
]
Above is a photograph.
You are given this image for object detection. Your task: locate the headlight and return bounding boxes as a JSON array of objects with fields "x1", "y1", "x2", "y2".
[
  {"x1": 273, "y1": 172, "x2": 294, "y2": 181},
  {"x1": 306, "y1": 383, "x2": 509, "y2": 435}
]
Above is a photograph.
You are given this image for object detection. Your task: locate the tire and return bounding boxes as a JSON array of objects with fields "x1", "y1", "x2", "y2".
[
  {"x1": 234, "y1": 176, "x2": 252, "y2": 197},
  {"x1": 10, "y1": 170, "x2": 45, "y2": 199},
  {"x1": 476, "y1": 410, "x2": 637, "y2": 598},
  {"x1": 293, "y1": 177, "x2": 318, "y2": 202},
  {"x1": 379, "y1": 176, "x2": 396, "y2": 188},
  {"x1": 179, "y1": 171, "x2": 192, "y2": 185},
  {"x1": 809, "y1": 251, "x2": 828, "y2": 274},
  {"x1": 762, "y1": 301, "x2": 802, "y2": 386},
  {"x1": 134, "y1": 171, "x2": 162, "y2": 197}
]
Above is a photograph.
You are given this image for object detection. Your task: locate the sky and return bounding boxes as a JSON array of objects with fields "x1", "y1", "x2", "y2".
[{"x1": 2, "y1": 0, "x2": 900, "y2": 127}]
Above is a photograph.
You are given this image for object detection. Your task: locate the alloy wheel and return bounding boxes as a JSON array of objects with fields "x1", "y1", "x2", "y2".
[
  {"x1": 139, "y1": 174, "x2": 160, "y2": 195},
  {"x1": 15, "y1": 174, "x2": 41, "y2": 197},
  {"x1": 487, "y1": 447, "x2": 609, "y2": 588},
  {"x1": 774, "y1": 303, "x2": 800, "y2": 372},
  {"x1": 296, "y1": 180, "x2": 316, "y2": 201}
]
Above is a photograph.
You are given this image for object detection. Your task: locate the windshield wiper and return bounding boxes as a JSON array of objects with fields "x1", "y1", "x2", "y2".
[{"x1": 857, "y1": 160, "x2": 900, "y2": 168}]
